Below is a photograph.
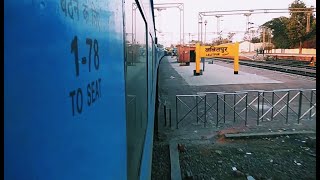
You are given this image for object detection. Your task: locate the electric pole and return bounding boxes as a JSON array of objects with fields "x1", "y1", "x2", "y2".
[
  {"x1": 244, "y1": 12, "x2": 252, "y2": 32},
  {"x1": 262, "y1": 27, "x2": 266, "y2": 54},
  {"x1": 306, "y1": 12, "x2": 311, "y2": 33}
]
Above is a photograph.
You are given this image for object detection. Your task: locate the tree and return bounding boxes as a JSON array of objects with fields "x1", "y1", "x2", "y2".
[
  {"x1": 212, "y1": 38, "x2": 231, "y2": 45},
  {"x1": 250, "y1": 37, "x2": 261, "y2": 43},
  {"x1": 189, "y1": 40, "x2": 201, "y2": 44},
  {"x1": 263, "y1": 16, "x2": 291, "y2": 48},
  {"x1": 227, "y1": 32, "x2": 236, "y2": 42},
  {"x1": 243, "y1": 32, "x2": 251, "y2": 42},
  {"x1": 287, "y1": 0, "x2": 315, "y2": 53},
  {"x1": 260, "y1": 0, "x2": 315, "y2": 50},
  {"x1": 302, "y1": 15, "x2": 316, "y2": 48}
]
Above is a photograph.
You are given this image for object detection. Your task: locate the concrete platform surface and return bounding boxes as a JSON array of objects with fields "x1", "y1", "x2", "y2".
[{"x1": 169, "y1": 58, "x2": 282, "y2": 86}]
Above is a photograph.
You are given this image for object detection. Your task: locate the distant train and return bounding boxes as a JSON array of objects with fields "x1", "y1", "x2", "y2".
[{"x1": 5, "y1": 0, "x2": 163, "y2": 179}]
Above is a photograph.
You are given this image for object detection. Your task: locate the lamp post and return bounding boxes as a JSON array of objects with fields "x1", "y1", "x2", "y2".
[
  {"x1": 248, "y1": 22, "x2": 254, "y2": 52},
  {"x1": 204, "y1": 20, "x2": 207, "y2": 44},
  {"x1": 262, "y1": 26, "x2": 266, "y2": 56}
]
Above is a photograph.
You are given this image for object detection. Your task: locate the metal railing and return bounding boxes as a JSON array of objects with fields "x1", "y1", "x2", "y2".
[
  {"x1": 176, "y1": 94, "x2": 206, "y2": 129},
  {"x1": 175, "y1": 89, "x2": 316, "y2": 129}
]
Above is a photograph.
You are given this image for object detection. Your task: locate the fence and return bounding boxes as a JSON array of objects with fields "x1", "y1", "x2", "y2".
[{"x1": 175, "y1": 89, "x2": 316, "y2": 129}]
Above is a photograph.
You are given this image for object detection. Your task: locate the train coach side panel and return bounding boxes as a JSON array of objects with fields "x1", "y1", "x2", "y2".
[{"x1": 4, "y1": 0, "x2": 127, "y2": 179}]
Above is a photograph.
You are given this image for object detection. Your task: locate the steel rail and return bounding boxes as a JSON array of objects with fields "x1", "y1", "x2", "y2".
[{"x1": 212, "y1": 58, "x2": 316, "y2": 78}]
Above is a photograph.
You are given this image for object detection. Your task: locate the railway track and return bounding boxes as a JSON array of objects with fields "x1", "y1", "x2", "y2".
[{"x1": 212, "y1": 58, "x2": 316, "y2": 78}]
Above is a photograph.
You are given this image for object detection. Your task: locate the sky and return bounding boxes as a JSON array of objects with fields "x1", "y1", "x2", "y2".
[{"x1": 153, "y1": 0, "x2": 316, "y2": 46}]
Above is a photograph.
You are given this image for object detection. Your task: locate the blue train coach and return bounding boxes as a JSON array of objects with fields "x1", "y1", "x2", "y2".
[{"x1": 4, "y1": 0, "x2": 164, "y2": 179}]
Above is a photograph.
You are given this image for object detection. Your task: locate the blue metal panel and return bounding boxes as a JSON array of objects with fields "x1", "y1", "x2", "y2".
[
  {"x1": 139, "y1": 38, "x2": 154, "y2": 180},
  {"x1": 4, "y1": 0, "x2": 127, "y2": 179}
]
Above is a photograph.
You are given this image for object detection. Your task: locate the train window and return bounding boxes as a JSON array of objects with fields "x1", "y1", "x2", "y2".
[{"x1": 125, "y1": 1, "x2": 148, "y2": 179}]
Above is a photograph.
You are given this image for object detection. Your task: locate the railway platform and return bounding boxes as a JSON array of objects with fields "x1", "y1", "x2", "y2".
[{"x1": 156, "y1": 56, "x2": 316, "y2": 142}]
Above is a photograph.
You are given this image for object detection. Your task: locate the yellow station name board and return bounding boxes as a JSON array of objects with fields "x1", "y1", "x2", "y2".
[
  {"x1": 195, "y1": 42, "x2": 239, "y2": 75},
  {"x1": 199, "y1": 44, "x2": 237, "y2": 57}
]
